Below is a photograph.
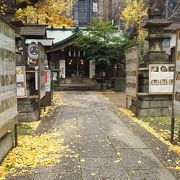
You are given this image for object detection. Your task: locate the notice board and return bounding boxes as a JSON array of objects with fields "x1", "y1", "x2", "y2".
[{"x1": 149, "y1": 64, "x2": 174, "y2": 94}]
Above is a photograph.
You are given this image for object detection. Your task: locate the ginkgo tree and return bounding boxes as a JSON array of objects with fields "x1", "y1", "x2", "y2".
[
  {"x1": 0, "y1": 0, "x2": 6, "y2": 15},
  {"x1": 16, "y1": 0, "x2": 74, "y2": 26},
  {"x1": 121, "y1": 0, "x2": 148, "y2": 40}
]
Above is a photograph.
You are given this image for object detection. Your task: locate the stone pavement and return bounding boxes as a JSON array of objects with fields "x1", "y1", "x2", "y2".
[{"x1": 8, "y1": 91, "x2": 177, "y2": 180}]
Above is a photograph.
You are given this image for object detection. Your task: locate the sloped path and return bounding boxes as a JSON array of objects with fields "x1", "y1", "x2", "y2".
[{"x1": 8, "y1": 91, "x2": 177, "y2": 180}]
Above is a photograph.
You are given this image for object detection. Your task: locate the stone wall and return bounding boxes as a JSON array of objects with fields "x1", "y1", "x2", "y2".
[{"x1": 17, "y1": 99, "x2": 39, "y2": 121}]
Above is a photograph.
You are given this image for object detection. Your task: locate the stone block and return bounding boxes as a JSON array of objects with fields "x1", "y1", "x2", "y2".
[
  {"x1": 138, "y1": 109, "x2": 149, "y2": 117},
  {"x1": 0, "y1": 133, "x2": 13, "y2": 162},
  {"x1": 18, "y1": 104, "x2": 34, "y2": 113},
  {"x1": 147, "y1": 52, "x2": 169, "y2": 64},
  {"x1": 150, "y1": 101, "x2": 162, "y2": 108},
  {"x1": 161, "y1": 100, "x2": 172, "y2": 108},
  {"x1": 138, "y1": 101, "x2": 150, "y2": 108},
  {"x1": 18, "y1": 111, "x2": 39, "y2": 122},
  {"x1": 162, "y1": 108, "x2": 170, "y2": 116},
  {"x1": 151, "y1": 96, "x2": 171, "y2": 101},
  {"x1": 139, "y1": 96, "x2": 151, "y2": 101},
  {"x1": 148, "y1": 108, "x2": 162, "y2": 116}
]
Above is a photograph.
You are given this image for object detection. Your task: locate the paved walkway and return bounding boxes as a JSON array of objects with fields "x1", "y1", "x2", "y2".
[{"x1": 9, "y1": 91, "x2": 177, "y2": 180}]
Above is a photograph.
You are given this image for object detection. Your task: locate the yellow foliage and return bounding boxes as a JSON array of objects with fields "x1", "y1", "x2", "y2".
[
  {"x1": 0, "y1": 132, "x2": 69, "y2": 180},
  {"x1": 0, "y1": 92, "x2": 66, "y2": 180},
  {"x1": 121, "y1": 0, "x2": 148, "y2": 40},
  {"x1": 119, "y1": 108, "x2": 180, "y2": 155},
  {"x1": 0, "y1": 1, "x2": 6, "y2": 15},
  {"x1": 15, "y1": 0, "x2": 74, "y2": 27},
  {"x1": 41, "y1": 92, "x2": 64, "y2": 118}
]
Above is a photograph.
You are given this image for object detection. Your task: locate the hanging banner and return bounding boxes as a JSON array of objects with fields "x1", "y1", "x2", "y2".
[
  {"x1": 125, "y1": 45, "x2": 139, "y2": 97},
  {"x1": 149, "y1": 64, "x2": 174, "y2": 94},
  {"x1": 16, "y1": 66, "x2": 26, "y2": 97},
  {"x1": 44, "y1": 70, "x2": 51, "y2": 92},
  {"x1": 174, "y1": 30, "x2": 180, "y2": 116},
  {"x1": 59, "y1": 60, "x2": 65, "y2": 78}
]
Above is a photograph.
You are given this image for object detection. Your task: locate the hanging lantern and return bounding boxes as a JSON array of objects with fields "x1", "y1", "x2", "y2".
[
  {"x1": 73, "y1": 50, "x2": 76, "y2": 57},
  {"x1": 80, "y1": 59, "x2": 84, "y2": 65},
  {"x1": 68, "y1": 50, "x2": 71, "y2": 56}
]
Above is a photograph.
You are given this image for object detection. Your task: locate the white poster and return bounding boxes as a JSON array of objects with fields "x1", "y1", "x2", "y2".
[
  {"x1": 16, "y1": 66, "x2": 26, "y2": 97},
  {"x1": 59, "y1": 60, "x2": 66, "y2": 78},
  {"x1": 149, "y1": 64, "x2": 174, "y2": 94},
  {"x1": 52, "y1": 72, "x2": 57, "y2": 81},
  {"x1": 93, "y1": 3, "x2": 98, "y2": 13},
  {"x1": 89, "y1": 60, "x2": 95, "y2": 78}
]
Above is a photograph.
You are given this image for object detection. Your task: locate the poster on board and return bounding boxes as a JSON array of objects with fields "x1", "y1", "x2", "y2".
[
  {"x1": 149, "y1": 64, "x2": 174, "y2": 94},
  {"x1": 125, "y1": 45, "x2": 139, "y2": 97},
  {"x1": 16, "y1": 66, "x2": 26, "y2": 97}
]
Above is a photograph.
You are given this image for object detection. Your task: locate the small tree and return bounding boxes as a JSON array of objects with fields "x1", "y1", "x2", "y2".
[{"x1": 75, "y1": 18, "x2": 134, "y2": 67}]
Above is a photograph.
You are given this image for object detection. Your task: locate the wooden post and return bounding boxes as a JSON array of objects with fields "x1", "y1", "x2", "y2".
[
  {"x1": 170, "y1": 115, "x2": 175, "y2": 142},
  {"x1": 14, "y1": 124, "x2": 18, "y2": 147},
  {"x1": 126, "y1": 95, "x2": 128, "y2": 109}
]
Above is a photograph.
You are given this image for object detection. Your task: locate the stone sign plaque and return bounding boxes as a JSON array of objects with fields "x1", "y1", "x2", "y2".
[
  {"x1": 0, "y1": 18, "x2": 17, "y2": 130},
  {"x1": 174, "y1": 30, "x2": 180, "y2": 116},
  {"x1": 125, "y1": 45, "x2": 139, "y2": 97},
  {"x1": 38, "y1": 43, "x2": 45, "y2": 99},
  {"x1": 149, "y1": 64, "x2": 174, "y2": 94}
]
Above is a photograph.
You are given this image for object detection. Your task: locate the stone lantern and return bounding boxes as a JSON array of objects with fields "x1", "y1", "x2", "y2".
[
  {"x1": 143, "y1": 0, "x2": 172, "y2": 64},
  {"x1": 135, "y1": 0, "x2": 174, "y2": 117}
]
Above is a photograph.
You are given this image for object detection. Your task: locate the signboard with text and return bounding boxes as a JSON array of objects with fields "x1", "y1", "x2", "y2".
[
  {"x1": 125, "y1": 45, "x2": 139, "y2": 97},
  {"x1": 149, "y1": 64, "x2": 174, "y2": 94}
]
